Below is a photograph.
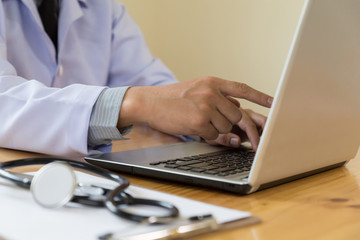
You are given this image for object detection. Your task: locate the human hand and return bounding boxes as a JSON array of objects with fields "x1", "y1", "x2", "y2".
[
  {"x1": 118, "y1": 76, "x2": 273, "y2": 141},
  {"x1": 205, "y1": 108, "x2": 267, "y2": 151}
]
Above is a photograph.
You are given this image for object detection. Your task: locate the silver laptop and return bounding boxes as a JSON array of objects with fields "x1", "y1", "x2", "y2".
[{"x1": 86, "y1": 0, "x2": 360, "y2": 194}]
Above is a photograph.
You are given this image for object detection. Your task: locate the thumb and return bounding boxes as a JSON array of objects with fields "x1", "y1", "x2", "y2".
[{"x1": 206, "y1": 133, "x2": 242, "y2": 148}]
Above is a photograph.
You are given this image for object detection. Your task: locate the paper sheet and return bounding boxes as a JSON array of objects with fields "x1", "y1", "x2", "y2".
[{"x1": 0, "y1": 171, "x2": 253, "y2": 240}]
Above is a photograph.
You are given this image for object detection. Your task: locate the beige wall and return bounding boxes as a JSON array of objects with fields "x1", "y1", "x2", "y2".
[{"x1": 120, "y1": 0, "x2": 305, "y2": 115}]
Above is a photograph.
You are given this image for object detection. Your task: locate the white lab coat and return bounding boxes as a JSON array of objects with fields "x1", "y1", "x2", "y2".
[{"x1": 0, "y1": 0, "x2": 177, "y2": 157}]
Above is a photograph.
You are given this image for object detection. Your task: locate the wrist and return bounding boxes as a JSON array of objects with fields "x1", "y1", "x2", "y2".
[{"x1": 117, "y1": 87, "x2": 149, "y2": 128}]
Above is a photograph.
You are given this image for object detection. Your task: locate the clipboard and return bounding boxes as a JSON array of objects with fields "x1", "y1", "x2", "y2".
[
  {"x1": 104, "y1": 213, "x2": 260, "y2": 240},
  {"x1": 0, "y1": 171, "x2": 260, "y2": 240}
]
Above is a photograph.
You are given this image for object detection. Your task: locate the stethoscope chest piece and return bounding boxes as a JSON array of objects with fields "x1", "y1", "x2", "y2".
[
  {"x1": 30, "y1": 161, "x2": 77, "y2": 208},
  {"x1": 0, "y1": 157, "x2": 179, "y2": 223}
]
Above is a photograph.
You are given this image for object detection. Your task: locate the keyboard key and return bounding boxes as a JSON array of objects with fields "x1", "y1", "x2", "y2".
[
  {"x1": 149, "y1": 162, "x2": 161, "y2": 165},
  {"x1": 178, "y1": 166, "x2": 193, "y2": 171},
  {"x1": 176, "y1": 160, "x2": 202, "y2": 166},
  {"x1": 164, "y1": 164, "x2": 179, "y2": 169},
  {"x1": 190, "y1": 168, "x2": 207, "y2": 173},
  {"x1": 203, "y1": 170, "x2": 219, "y2": 175}
]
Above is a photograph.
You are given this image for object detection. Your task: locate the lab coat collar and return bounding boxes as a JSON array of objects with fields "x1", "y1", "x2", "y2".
[
  {"x1": 15, "y1": 0, "x2": 88, "y2": 25},
  {"x1": 16, "y1": 0, "x2": 88, "y2": 7},
  {"x1": 58, "y1": 0, "x2": 86, "y2": 54},
  {"x1": 17, "y1": 0, "x2": 42, "y2": 27}
]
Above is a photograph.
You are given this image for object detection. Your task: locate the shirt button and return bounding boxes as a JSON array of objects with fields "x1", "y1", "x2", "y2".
[{"x1": 57, "y1": 65, "x2": 64, "y2": 77}]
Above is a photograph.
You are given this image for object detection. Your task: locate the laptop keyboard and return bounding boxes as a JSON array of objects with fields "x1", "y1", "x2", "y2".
[{"x1": 149, "y1": 150, "x2": 255, "y2": 177}]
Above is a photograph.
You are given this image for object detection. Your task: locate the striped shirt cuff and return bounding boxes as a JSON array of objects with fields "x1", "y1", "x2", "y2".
[{"x1": 88, "y1": 87, "x2": 132, "y2": 147}]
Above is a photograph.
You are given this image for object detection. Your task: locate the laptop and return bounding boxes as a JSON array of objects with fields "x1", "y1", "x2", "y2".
[{"x1": 85, "y1": 0, "x2": 360, "y2": 194}]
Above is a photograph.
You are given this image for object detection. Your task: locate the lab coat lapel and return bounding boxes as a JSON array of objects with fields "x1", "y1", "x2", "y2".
[
  {"x1": 16, "y1": 0, "x2": 57, "y2": 63},
  {"x1": 17, "y1": 0, "x2": 42, "y2": 27},
  {"x1": 58, "y1": 0, "x2": 87, "y2": 52}
]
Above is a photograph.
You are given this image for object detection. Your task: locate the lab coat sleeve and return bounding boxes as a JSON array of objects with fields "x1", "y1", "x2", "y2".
[
  {"x1": 0, "y1": 44, "x2": 105, "y2": 157},
  {"x1": 0, "y1": 75, "x2": 105, "y2": 157}
]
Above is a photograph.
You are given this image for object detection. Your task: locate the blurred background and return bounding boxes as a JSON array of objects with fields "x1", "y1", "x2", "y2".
[{"x1": 120, "y1": 0, "x2": 305, "y2": 115}]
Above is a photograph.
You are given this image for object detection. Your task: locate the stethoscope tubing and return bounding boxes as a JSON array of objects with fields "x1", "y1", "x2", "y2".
[
  {"x1": 0, "y1": 157, "x2": 129, "y2": 188},
  {"x1": 106, "y1": 186, "x2": 180, "y2": 222}
]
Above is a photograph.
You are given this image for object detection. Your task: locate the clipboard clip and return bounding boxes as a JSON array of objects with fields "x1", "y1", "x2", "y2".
[{"x1": 99, "y1": 214, "x2": 219, "y2": 240}]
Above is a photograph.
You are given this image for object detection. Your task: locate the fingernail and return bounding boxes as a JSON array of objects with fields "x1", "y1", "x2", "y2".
[
  {"x1": 268, "y1": 97, "x2": 273, "y2": 105},
  {"x1": 230, "y1": 138, "x2": 239, "y2": 147}
]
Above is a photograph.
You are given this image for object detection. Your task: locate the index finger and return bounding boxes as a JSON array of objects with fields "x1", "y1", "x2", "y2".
[{"x1": 218, "y1": 79, "x2": 273, "y2": 108}]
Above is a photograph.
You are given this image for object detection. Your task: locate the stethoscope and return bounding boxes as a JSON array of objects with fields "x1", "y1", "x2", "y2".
[{"x1": 0, "y1": 158, "x2": 179, "y2": 223}]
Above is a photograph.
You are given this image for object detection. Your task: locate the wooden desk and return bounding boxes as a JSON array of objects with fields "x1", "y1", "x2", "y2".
[{"x1": 1, "y1": 125, "x2": 359, "y2": 240}]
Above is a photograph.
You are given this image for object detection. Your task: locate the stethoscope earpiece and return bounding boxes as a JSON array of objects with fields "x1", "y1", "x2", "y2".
[{"x1": 30, "y1": 162, "x2": 77, "y2": 208}]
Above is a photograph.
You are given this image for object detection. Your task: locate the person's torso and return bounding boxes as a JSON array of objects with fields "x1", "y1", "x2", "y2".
[{"x1": 1, "y1": 0, "x2": 116, "y2": 87}]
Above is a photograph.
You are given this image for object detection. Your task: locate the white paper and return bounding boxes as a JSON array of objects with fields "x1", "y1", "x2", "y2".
[{"x1": 0, "y1": 171, "x2": 251, "y2": 240}]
